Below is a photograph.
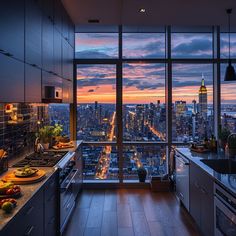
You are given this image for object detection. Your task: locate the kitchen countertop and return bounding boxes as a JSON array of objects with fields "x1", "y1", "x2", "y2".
[
  {"x1": 0, "y1": 140, "x2": 83, "y2": 231},
  {"x1": 176, "y1": 147, "x2": 236, "y2": 197}
]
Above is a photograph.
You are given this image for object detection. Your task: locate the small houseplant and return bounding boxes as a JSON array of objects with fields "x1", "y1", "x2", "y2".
[
  {"x1": 137, "y1": 167, "x2": 147, "y2": 182},
  {"x1": 219, "y1": 128, "x2": 231, "y2": 150},
  {"x1": 38, "y1": 126, "x2": 54, "y2": 149},
  {"x1": 52, "y1": 124, "x2": 63, "y2": 143},
  {"x1": 227, "y1": 133, "x2": 236, "y2": 157}
]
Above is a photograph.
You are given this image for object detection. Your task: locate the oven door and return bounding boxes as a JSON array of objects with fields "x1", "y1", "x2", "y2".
[
  {"x1": 214, "y1": 196, "x2": 236, "y2": 236},
  {"x1": 60, "y1": 169, "x2": 79, "y2": 233}
]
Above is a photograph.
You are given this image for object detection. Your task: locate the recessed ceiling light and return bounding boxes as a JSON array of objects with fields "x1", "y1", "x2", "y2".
[{"x1": 139, "y1": 8, "x2": 146, "y2": 13}]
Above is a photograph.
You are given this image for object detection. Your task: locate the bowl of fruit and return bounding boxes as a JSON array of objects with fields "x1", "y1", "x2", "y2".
[
  {"x1": 14, "y1": 165, "x2": 38, "y2": 178},
  {"x1": 0, "y1": 180, "x2": 21, "y2": 198},
  {"x1": 0, "y1": 198, "x2": 17, "y2": 213}
]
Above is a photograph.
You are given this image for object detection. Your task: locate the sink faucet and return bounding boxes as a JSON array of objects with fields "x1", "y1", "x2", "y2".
[{"x1": 34, "y1": 137, "x2": 44, "y2": 154}]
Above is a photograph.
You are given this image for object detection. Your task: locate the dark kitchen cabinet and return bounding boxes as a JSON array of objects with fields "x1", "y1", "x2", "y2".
[
  {"x1": 0, "y1": 1, "x2": 24, "y2": 61},
  {"x1": 1, "y1": 172, "x2": 60, "y2": 236},
  {"x1": 189, "y1": 162, "x2": 214, "y2": 236},
  {"x1": 53, "y1": 28, "x2": 62, "y2": 77},
  {"x1": 25, "y1": 64, "x2": 42, "y2": 102},
  {"x1": 42, "y1": 0, "x2": 54, "y2": 22},
  {"x1": 0, "y1": 54, "x2": 24, "y2": 103},
  {"x1": 54, "y1": 0, "x2": 63, "y2": 33},
  {"x1": 0, "y1": 188, "x2": 44, "y2": 236},
  {"x1": 62, "y1": 39, "x2": 74, "y2": 80},
  {"x1": 44, "y1": 172, "x2": 59, "y2": 236},
  {"x1": 68, "y1": 20, "x2": 75, "y2": 48},
  {"x1": 25, "y1": 0, "x2": 42, "y2": 68},
  {"x1": 42, "y1": 15, "x2": 54, "y2": 73},
  {"x1": 62, "y1": 11, "x2": 70, "y2": 41}
]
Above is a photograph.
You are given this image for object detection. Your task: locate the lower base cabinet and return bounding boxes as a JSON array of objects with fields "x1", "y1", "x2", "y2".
[
  {"x1": 189, "y1": 161, "x2": 214, "y2": 236},
  {"x1": 1, "y1": 171, "x2": 59, "y2": 236}
]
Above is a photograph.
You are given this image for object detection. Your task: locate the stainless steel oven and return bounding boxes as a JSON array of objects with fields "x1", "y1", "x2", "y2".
[
  {"x1": 214, "y1": 183, "x2": 236, "y2": 236},
  {"x1": 57, "y1": 151, "x2": 82, "y2": 234}
]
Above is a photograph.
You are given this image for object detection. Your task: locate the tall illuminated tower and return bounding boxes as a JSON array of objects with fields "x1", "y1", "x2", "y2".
[{"x1": 199, "y1": 75, "x2": 207, "y2": 119}]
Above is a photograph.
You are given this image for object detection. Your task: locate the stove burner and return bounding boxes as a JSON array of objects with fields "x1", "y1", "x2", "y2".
[{"x1": 13, "y1": 151, "x2": 67, "y2": 167}]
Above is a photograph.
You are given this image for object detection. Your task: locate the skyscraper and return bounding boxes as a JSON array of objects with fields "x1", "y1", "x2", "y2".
[{"x1": 199, "y1": 75, "x2": 207, "y2": 119}]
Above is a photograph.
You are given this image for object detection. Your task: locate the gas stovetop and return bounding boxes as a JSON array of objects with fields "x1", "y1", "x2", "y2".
[{"x1": 12, "y1": 151, "x2": 67, "y2": 167}]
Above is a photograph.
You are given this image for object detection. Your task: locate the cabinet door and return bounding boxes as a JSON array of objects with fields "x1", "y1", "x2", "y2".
[
  {"x1": 53, "y1": 28, "x2": 62, "y2": 76},
  {"x1": 189, "y1": 162, "x2": 201, "y2": 227},
  {"x1": 54, "y1": 0, "x2": 63, "y2": 33},
  {"x1": 62, "y1": 11, "x2": 69, "y2": 40},
  {"x1": 44, "y1": 172, "x2": 59, "y2": 236},
  {"x1": 25, "y1": 64, "x2": 42, "y2": 102},
  {"x1": 68, "y1": 21, "x2": 75, "y2": 48},
  {"x1": 199, "y1": 170, "x2": 214, "y2": 236},
  {"x1": 0, "y1": 1, "x2": 24, "y2": 61},
  {"x1": 0, "y1": 54, "x2": 24, "y2": 103},
  {"x1": 42, "y1": 15, "x2": 54, "y2": 73},
  {"x1": 42, "y1": 0, "x2": 54, "y2": 22},
  {"x1": 25, "y1": 0, "x2": 42, "y2": 68}
]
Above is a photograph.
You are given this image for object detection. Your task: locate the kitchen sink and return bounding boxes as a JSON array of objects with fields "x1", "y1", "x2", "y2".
[{"x1": 200, "y1": 159, "x2": 236, "y2": 174}]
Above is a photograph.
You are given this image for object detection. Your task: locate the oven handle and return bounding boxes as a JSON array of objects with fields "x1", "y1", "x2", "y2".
[{"x1": 60, "y1": 169, "x2": 79, "y2": 192}]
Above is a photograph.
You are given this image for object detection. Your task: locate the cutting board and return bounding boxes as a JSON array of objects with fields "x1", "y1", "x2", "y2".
[{"x1": 3, "y1": 169, "x2": 46, "y2": 184}]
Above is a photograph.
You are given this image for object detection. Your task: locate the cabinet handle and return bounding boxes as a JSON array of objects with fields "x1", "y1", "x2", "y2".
[
  {"x1": 31, "y1": 64, "x2": 37, "y2": 67},
  {"x1": 201, "y1": 187, "x2": 207, "y2": 195},
  {"x1": 179, "y1": 192, "x2": 184, "y2": 199},
  {"x1": 4, "y1": 52, "x2": 13, "y2": 57},
  {"x1": 24, "y1": 226, "x2": 34, "y2": 236},
  {"x1": 26, "y1": 206, "x2": 34, "y2": 215},
  {"x1": 194, "y1": 181, "x2": 200, "y2": 189}
]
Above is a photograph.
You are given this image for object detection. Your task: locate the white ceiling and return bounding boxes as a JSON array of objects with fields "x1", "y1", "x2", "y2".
[{"x1": 62, "y1": 0, "x2": 236, "y2": 31}]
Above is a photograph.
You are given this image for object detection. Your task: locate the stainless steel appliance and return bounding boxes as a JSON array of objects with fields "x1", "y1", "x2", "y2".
[
  {"x1": 57, "y1": 151, "x2": 82, "y2": 234},
  {"x1": 214, "y1": 183, "x2": 236, "y2": 236},
  {"x1": 176, "y1": 151, "x2": 190, "y2": 211},
  {"x1": 12, "y1": 151, "x2": 67, "y2": 167}
]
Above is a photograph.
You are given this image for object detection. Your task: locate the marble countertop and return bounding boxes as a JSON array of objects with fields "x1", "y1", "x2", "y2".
[
  {"x1": 176, "y1": 147, "x2": 236, "y2": 197},
  {"x1": 0, "y1": 140, "x2": 83, "y2": 231}
]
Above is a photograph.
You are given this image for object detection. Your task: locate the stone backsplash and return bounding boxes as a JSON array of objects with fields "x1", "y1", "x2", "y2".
[{"x1": 0, "y1": 103, "x2": 49, "y2": 159}]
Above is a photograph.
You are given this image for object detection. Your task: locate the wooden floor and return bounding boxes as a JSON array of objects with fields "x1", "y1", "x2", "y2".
[{"x1": 63, "y1": 189, "x2": 201, "y2": 236}]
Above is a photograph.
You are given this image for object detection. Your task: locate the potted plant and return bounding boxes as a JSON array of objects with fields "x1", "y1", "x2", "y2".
[
  {"x1": 137, "y1": 167, "x2": 147, "y2": 182},
  {"x1": 219, "y1": 128, "x2": 230, "y2": 150},
  {"x1": 227, "y1": 133, "x2": 236, "y2": 157},
  {"x1": 52, "y1": 124, "x2": 63, "y2": 143},
  {"x1": 38, "y1": 126, "x2": 54, "y2": 150}
]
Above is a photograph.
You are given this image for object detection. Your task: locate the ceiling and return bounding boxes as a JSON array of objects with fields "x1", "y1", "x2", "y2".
[{"x1": 62, "y1": 0, "x2": 236, "y2": 31}]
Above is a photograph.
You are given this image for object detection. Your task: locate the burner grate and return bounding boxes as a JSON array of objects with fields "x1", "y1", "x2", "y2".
[{"x1": 13, "y1": 151, "x2": 67, "y2": 167}]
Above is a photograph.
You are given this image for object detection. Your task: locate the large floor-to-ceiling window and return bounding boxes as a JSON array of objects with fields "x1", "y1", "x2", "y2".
[{"x1": 74, "y1": 26, "x2": 236, "y2": 182}]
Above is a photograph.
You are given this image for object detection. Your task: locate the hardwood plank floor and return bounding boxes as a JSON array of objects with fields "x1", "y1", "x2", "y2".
[{"x1": 63, "y1": 189, "x2": 200, "y2": 236}]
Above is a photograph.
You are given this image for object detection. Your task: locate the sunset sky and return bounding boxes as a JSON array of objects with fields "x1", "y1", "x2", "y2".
[{"x1": 76, "y1": 33, "x2": 236, "y2": 104}]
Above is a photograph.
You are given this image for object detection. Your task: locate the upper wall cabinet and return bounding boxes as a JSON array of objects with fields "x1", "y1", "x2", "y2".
[
  {"x1": 0, "y1": 54, "x2": 24, "y2": 103},
  {"x1": 25, "y1": 64, "x2": 42, "y2": 103},
  {"x1": 0, "y1": 1, "x2": 24, "y2": 61},
  {"x1": 25, "y1": 0, "x2": 42, "y2": 68},
  {"x1": 42, "y1": 0, "x2": 54, "y2": 22},
  {"x1": 54, "y1": 0, "x2": 63, "y2": 33},
  {"x1": 42, "y1": 15, "x2": 54, "y2": 73}
]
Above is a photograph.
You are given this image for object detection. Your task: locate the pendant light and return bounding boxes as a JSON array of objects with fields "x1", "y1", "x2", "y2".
[{"x1": 224, "y1": 8, "x2": 236, "y2": 81}]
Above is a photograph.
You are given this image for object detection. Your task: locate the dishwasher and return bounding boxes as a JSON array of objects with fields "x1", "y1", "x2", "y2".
[{"x1": 175, "y1": 151, "x2": 190, "y2": 211}]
